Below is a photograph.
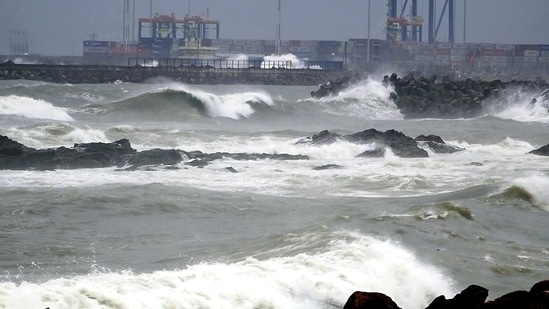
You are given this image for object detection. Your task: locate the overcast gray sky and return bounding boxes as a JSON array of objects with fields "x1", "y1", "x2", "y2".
[{"x1": 1, "y1": 0, "x2": 548, "y2": 56}]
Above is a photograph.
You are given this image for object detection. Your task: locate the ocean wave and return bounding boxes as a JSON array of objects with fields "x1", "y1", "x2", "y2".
[
  {"x1": 301, "y1": 78, "x2": 403, "y2": 120},
  {"x1": 0, "y1": 95, "x2": 74, "y2": 121},
  {"x1": 483, "y1": 89, "x2": 549, "y2": 123},
  {"x1": 0, "y1": 231, "x2": 454, "y2": 309},
  {"x1": 493, "y1": 175, "x2": 549, "y2": 211},
  {"x1": 86, "y1": 84, "x2": 275, "y2": 120}
]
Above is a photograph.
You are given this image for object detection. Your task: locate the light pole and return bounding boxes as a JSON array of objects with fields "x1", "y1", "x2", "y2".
[
  {"x1": 367, "y1": 0, "x2": 371, "y2": 63},
  {"x1": 463, "y1": 0, "x2": 467, "y2": 43},
  {"x1": 276, "y1": 0, "x2": 281, "y2": 55}
]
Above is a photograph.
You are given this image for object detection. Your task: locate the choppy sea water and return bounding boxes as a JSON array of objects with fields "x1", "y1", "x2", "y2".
[{"x1": 0, "y1": 75, "x2": 548, "y2": 309}]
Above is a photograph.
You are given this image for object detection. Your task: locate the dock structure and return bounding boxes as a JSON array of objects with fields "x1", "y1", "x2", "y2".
[{"x1": 0, "y1": 60, "x2": 352, "y2": 85}]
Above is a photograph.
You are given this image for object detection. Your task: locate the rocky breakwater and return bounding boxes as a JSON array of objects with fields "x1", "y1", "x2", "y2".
[
  {"x1": 384, "y1": 73, "x2": 548, "y2": 118},
  {"x1": 311, "y1": 72, "x2": 548, "y2": 118},
  {"x1": 343, "y1": 279, "x2": 549, "y2": 309}
]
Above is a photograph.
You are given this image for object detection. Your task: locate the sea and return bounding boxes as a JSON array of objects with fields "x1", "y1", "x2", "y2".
[{"x1": 0, "y1": 73, "x2": 548, "y2": 309}]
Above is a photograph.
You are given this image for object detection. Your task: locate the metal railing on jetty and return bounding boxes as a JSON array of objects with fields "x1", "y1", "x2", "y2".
[{"x1": 127, "y1": 58, "x2": 344, "y2": 71}]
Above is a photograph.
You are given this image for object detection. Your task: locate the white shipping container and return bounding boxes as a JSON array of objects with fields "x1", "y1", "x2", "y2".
[
  {"x1": 246, "y1": 40, "x2": 260, "y2": 46},
  {"x1": 538, "y1": 57, "x2": 549, "y2": 63},
  {"x1": 450, "y1": 49, "x2": 466, "y2": 55},
  {"x1": 84, "y1": 47, "x2": 108, "y2": 53},
  {"x1": 435, "y1": 55, "x2": 450, "y2": 61},
  {"x1": 514, "y1": 56, "x2": 538, "y2": 63},
  {"x1": 492, "y1": 56, "x2": 512, "y2": 62},
  {"x1": 524, "y1": 50, "x2": 540, "y2": 57},
  {"x1": 436, "y1": 42, "x2": 452, "y2": 49},
  {"x1": 418, "y1": 49, "x2": 434, "y2": 55},
  {"x1": 452, "y1": 43, "x2": 466, "y2": 49},
  {"x1": 494, "y1": 44, "x2": 513, "y2": 50},
  {"x1": 540, "y1": 51, "x2": 549, "y2": 57},
  {"x1": 450, "y1": 55, "x2": 465, "y2": 61},
  {"x1": 415, "y1": 55, "x2": 433, "y2": 62}
]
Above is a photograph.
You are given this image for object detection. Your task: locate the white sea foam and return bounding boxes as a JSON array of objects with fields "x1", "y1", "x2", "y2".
[
  {"x1": 0, "y1": 95, "x2": 74, "y2": 121},
  {"x1": 488, "y1": 90, "x2": 549, "y2": 123},
  {"x1": 512, "y1": 174, "x2": 549, "y2": 211},
  {"x1": 156, "y1": 83, "x2": 274, "y2": 119},
  {"x1": 302, "y1": 77, "x2": 402, "y2": 120},
  {"x1": 0, "y1": 231, "x2": 454, "y2": 309},
  {"x1": 262, "y1": 53, "x2": 306, "y2": 69}
]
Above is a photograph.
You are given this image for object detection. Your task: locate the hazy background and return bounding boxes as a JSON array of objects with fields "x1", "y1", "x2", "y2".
[{"x1": 1, "y1": 0, "x2": 548, "y2": 56}]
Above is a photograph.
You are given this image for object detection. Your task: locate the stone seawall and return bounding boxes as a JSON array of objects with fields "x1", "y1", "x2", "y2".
[{"x1": 0, "y1": 63, "x2": 352, "y2": 86}]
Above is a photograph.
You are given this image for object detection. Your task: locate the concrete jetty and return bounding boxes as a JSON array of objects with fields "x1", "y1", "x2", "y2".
[{"x1": 0, "y1": 61, "x2": 351, "y2": 85}]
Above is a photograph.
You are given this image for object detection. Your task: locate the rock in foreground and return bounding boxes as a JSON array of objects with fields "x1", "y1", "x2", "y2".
[{"x1": 342, "y1": 280, "x2": 549, "y2": 309}]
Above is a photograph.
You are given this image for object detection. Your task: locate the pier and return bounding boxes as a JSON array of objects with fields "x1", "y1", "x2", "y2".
[{"x1": 0, "y1": 59, "x2": 351, "y2": 85}]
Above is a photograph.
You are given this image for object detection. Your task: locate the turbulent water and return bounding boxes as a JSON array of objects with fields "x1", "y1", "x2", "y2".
[{"x1": 0, "y1": 75, "x2": 548, "y2": 309}]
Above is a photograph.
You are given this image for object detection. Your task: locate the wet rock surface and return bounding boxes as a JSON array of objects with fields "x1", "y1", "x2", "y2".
[
  {"x1": 297, "y1": 128, "x2": 463, "y2": 158},
  {"x1": 311, "y1": 72, "x2": 549, "y2": 119},
  {"x1": 343, "y1": 280, "x2": 549, "y2": 309}
]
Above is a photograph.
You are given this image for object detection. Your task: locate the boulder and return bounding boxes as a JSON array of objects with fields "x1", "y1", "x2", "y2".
[
  {"x1": 384, "y1": 72, "x2": 548, "y2": 119},
  {"x1": 343, "y1": 291, "x2": 401, "y2": 309},
  {"x1": 296, "y1": 128, "x2": 439, "y2": 158},
  {"x1": 425, "y1": 284, "x2": 488, "y2": 309},
  {"x1": 311, "y1": 73, "x2": 362, "y2": 99},
  {"x1": 0, "y1": 135, "x2": 309, "y2": 170},
  {"x1": 341, "y1": 280, "x2": 549, "y2": 309},
  {"x1": 415, "y1": 134, "x2": 464, "y2": 154},
  {"x1": 529, "y1": 144, "x2": 549, "y2": 156}
]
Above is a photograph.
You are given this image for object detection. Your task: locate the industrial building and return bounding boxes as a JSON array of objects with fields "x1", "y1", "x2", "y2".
[{"x1": 72, "y1": 1, "x2": 549, "y2": 75}]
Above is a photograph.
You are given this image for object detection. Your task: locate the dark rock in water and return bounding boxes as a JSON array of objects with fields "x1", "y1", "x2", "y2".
[
  {"x1": 415, "y1": 134, "x2": 464, "y2": 154},
  {"x1": 346, "y1": 129, "x2": 429, "y2": 158},
  {"x1": 426, "y1": 284, "x2": 488, "y2": 309},
  {"x1": 528, "y1": 144, "x2": 549, "y2": 156},
  {"x1": 343, "y1": 291, "x2": 401, "y2": 309},
  {"x1": 0, "y1": 135, "x2": 310, "y2": 170},
  {"x1": 225, "y1": 166, "x2": 239, "y2": 173},
  {"x1": 357, "y1": 147, "x2": 386, "y2": 158},
  {"x1": 121, "y1": 148, "x2": 182, "y2": 167},
  {"x1": 341, "y1": 280, "x2": 549, "y2": 309},
  {"x1": 383, "y1": 72, "x2": 549, "y2": 119},
  {"x1": 297, "y1": 128, "x2": 431, "y2": 158},
  {"x1": 479, "y1": 280, "x2": 549, "y2": 308},
  {"x1": 313, "y1": 164, "x2": 343, "y2": 170},
  {"x1": 311, "y1": 73, "x2": 362, "y2": 99}
]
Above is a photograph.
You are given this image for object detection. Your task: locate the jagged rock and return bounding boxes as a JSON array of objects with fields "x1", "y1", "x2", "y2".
[
  {"x1": 313, "y1": 164, "x2": 343, "y2": 170},
  {"x1": 311, "y1": 73, "x2": 362, "y2": 99},
  {"x1": 384, "y1": 72, "x2": 548, "y2": 119},
  {"x1": 297, "y1": 128, "x2": 431, "y2": 158},
  {"x1": 341, "y1": 280, "x2": 549, "y2": 309},
  {"x1": 121, "y1": 148, "x2": 183, "y2": 167},
  {"x1": 425, "y1": 284, "x2": 488, "y2": 309},
  {"x1": 415, "y1": 134, "x2": 464, "y2": 154},
  {"x1": 0, "y1": 135, "x2": 309, "y2": 170},
  {"x1": 478, "y1": 279, "x2": 549, "y2": 309},
  {"x1": 529, "y1": 144, "x2": 549, "y2": 156},
  {"x1": 343, "y1": 291, "x2": 401, "y2": 309}
]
